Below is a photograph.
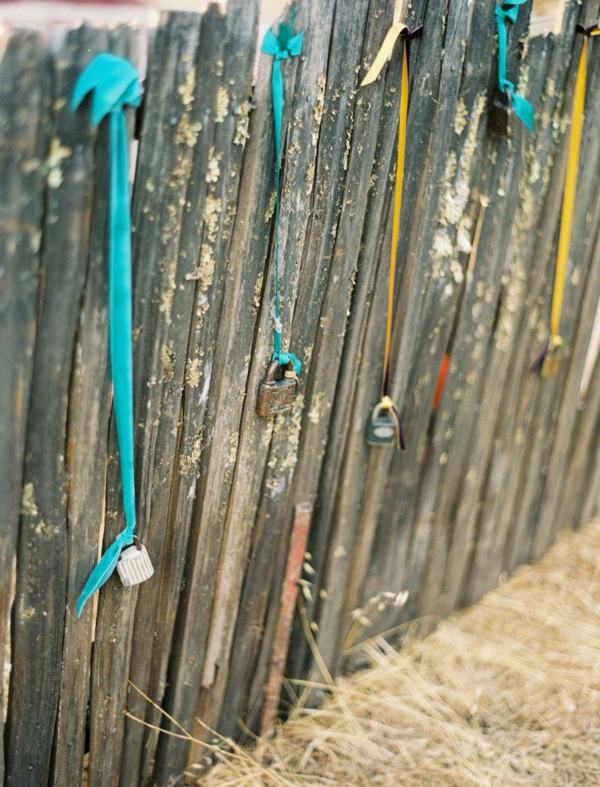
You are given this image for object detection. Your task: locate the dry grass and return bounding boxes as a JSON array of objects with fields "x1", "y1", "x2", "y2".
[{"x1": 193, "y1": 520, "x2": 600, "y2": 786}]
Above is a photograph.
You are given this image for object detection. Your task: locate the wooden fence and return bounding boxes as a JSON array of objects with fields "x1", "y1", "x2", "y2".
[{"x1": 1, "y1": 0, "x2": 599, "y2": 784}]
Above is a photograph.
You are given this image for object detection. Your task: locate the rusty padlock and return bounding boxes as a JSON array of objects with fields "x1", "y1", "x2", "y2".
[
  {"x1": 488, "y1": 90, "x2": 515, "y2": 138},
  {"x1": 116, "y1": 541, "x2": 154, "y2": 587},
  {"x1": 256, "y1": 360, "x2": 298, "y2": 417}
]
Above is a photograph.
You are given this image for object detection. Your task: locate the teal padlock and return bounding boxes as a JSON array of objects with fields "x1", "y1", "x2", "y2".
[{"x1": 366, "y1": 402, "x2": 396, "y2": 446}]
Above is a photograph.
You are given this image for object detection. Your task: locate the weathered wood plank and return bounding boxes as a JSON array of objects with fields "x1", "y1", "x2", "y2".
[
  {"x1": 501, "y1": 1, "x2": 600, "y2": 578},
  {"x1": 6, "y1": 32, "x2": 98, "y2": 786},
  {"x1": 216, "y1": 0, "x2": 398, "y2": 736},
  {"x1": 464, "y1": 4, "x2": 596, "y2": 602},
  {"x1": 557, "y1": 348, "x2": 600, "y2": 532},
  {"x1": 528, "y1": 31, "x2": 600, "y2": 560},
  {"x1": 461, "y1": 1, "x2": 583, "y2": 606},
  {"x1": 374, "y1": 0, "x2": 509, "y2": 631},
  {"x1": 525, "y1": 223, "x2": 600, "y2": 563},
  {"x1": 354, "y1": 0, "x2": 517, "y2": 641},
  {"x1": 48, "y1": 25, "x2": 114, "y2": 787},
  {"x1": 260, "y1": 502, "x2": 311, "y2": 734},
  {"x1": 148, "y1": 0, "x2": 274, "y2": 777},
  {"x1": 413, "y1": 8, "x2": 557, "y2": 625},
  {"x1": 83, "y1": 26, "x2": 143, "y2": 787},
  {"x1": 0, "y1": 30, "x2": 50, "y2": 785},
  {"x1": 168, "y1": 0, "x2": 340, "y2": 762},
  {"x1": 115, "y1": 11, "x2": 209, "y2": 785},
  {"x1": 122, "y1": 4, "x2": 259, "y2": 784},
  {"x1": 397, "y1": 0, "x2": 534, "y2": 630},
  {"x1": 311, "y1": 0, "x2": 480, "y2": 674},
  {"x1": 286, "y1": 0, "x2": 406, "y2": 684}
]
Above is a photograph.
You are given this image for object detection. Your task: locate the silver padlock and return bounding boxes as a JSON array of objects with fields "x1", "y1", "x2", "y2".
[
  {"x1": 366, "y1": 402, "x2": 396, "y2": 446},
  {"x1": 117, "y1": 543, "x2": 154, "y2": 587}
]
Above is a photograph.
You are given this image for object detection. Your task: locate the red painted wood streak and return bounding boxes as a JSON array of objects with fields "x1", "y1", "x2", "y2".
[{"x1": 260, "y1": 502, "x2": 312, "y2": 734}]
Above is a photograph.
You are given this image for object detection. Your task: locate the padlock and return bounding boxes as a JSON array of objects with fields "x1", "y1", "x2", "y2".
[
  {"x1": 540, "y1": 335, "x2": 563, "y2": 379},
  {"x1": 366, "y1": 402, "x2": 396, "y2": 446},
  {"x1": 256, "y1": 360, "x2": 298, "y2": 417},
  {"x1": 488, "y1": 90, "x2": 515, "y2": 138},
  {"x1": 116, "y1": 542, "x2": 154, "y2": 587}
]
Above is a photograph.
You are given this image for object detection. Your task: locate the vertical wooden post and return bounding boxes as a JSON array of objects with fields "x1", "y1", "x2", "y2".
[
  {"x1": 261, "y1": 503, "x2": 312, "y2": 734},
  {"x1": 0, "y1": 31, "x2": 50, "y2": 783}
]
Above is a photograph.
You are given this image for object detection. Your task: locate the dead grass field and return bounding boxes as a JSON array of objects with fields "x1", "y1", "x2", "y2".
[{"x1": 185, "y1": 520, "x2": 600, "y2": 786}]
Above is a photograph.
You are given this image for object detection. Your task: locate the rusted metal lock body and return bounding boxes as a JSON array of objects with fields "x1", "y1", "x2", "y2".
[
  {"x1": 366, "y1": 403, "x2": 396, "y2": 446},
  {"x1": 117, "y1": 543, "x2": 154, "y2": 587},
  {"x1": 488, "y1": 90, "x2": 515, "y2": 138},
  {"x1": 257, "y1": 360, "x2": 298, "y2": 417}
]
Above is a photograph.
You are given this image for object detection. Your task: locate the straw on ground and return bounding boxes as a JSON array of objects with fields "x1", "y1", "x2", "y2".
[{"x1": 192, "y1": 519, "x2": 600, "y2": 786}]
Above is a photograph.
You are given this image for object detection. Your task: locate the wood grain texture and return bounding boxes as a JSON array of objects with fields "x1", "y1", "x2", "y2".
[
  {"x1": 50, "y1": 25, "x2": 113, "y2": 787},
  {"x1": 261, "y1": 503, "x2": 311, "y2": 734},
  {"x1": 118, "y1": 12, "x2": 208, "y2": 785},
  {"x1": 1, "y1": 1, "x2": 600, "y2": 783},
  {"x1": 6, "y1": 27, "x2": 97, "y2": 783},
  {"x1": 84, "y1": 27, "x2": 142, "y2": 787},
  {"x1": 0, "y1": 30, "x2": 50, "y2": 786}
]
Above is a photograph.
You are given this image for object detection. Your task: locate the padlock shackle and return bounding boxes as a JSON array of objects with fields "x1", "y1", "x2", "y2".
[
  {"x1": 265, "y1": 359, "x2": 296, "y2": 384},
  {"x1": 264, "y1": 360, "x2": 282, "y2": 384},
  {"x1": 371, "y1": 402, "x2": 394, "y2": 423}
]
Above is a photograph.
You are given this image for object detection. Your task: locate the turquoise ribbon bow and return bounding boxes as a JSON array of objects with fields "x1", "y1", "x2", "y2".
[
  {"x1": 275, "y1": 351, "x2": 302, "y2": 375},
  {"x1": 495, "y1": 1, "x2": 534, "y2": 131},
  {"x1": 261, "y1": 12, "x2": 303, "y2": 373},
  {"x1": 71, "y1": 54, "x2": 142, "y2": 616}
]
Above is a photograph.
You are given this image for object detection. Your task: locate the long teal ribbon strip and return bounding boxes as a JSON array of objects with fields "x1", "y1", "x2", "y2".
[
  {"x1": 261, "y1": 13, "x2": 303, "y2": 374},
  {"x1": 71, "y1": 54, "x2": 142, "y2": 616},
  {"x1": 495, "y1": 1, "x2": 534, "y2": 131}
]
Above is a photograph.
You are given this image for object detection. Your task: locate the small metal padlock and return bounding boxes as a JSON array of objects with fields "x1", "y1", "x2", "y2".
[
  {"x1": 488, "y1": 90, "x2": 515, "y2": 138},
  {"x1": 256, "y1": 360, "x2": 298, "y2": 417},
  {"x1": 540, "y1": 335, "x2": 563, "y2": 380},
  {"x1": 366, "y1": 402, "x2": 396, "y2": 446},
  {"x1": 117, "y1": 542, "x2": 154, "y2": 587}
]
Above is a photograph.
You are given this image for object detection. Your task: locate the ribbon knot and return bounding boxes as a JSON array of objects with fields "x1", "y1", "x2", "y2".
[
  {"x1": 261, "y1": 11, "x2": 303, "y2": 380},
  {"x1": 269, "y1": 39, "x2": 301, "y2": 62},
  {"x1": 71, "y1": 54, "x2": 141, "y2": 615},
  {"x1": 70, "y1": 52, "x2": 141, "y2": 122},
  {"x1": 494, "y1": 1, "x2": 534, "y2": 131},
  {"x1": 495, "y1": 0, "x2": 527, "y2": 26},
  {"x1": 261, "y1": 16, "x2": 303, "y2": 62},
  {"x1": 272, "y1": 351, "x2": 302, "y2": 376}
]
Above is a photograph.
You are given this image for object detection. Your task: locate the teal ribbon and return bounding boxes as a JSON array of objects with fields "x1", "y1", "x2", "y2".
[
  {"x1": 273, "y1": 351, "x2": 302, "y2": 375},
  {"x1": 71, "y1": 54, "x2": 142, "y2": 616},
  {"x1": 261, "y1": 12, "x2": 303, "y2": 373},
  {"x1": 495, "y1": 1, "x2": 534, "y2": 131}
]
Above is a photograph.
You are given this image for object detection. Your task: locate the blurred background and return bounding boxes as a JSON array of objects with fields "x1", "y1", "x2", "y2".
[{"x1": 0, "y1": 0, "x2": 286, "y2": 29}]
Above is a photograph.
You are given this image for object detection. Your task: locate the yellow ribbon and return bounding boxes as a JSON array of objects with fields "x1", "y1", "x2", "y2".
[
  {"x1": 362, "y1": 18, "x2": 418, "y2": 449},
  {"x1": 361, "y1": 23, "x2": 408, "y2": 87},
  {"x1": 361, "y1": 24, "x2": 409, "y2": 402},
  {"x1": 532, "y1": 26, "x2": 599, "y2": 378},
  {"x1": 551, "y1": 30, "x2": 596, "y2": 337}
]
